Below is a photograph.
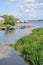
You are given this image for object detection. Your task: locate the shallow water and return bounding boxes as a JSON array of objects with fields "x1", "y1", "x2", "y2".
[{"x1": 0, "y1": 21, "x2": 43, "y2": 65}]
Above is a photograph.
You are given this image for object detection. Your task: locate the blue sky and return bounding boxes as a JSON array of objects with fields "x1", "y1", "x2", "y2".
[{"x1": 0, "y1": 0, "x2": 43, "y2": 20}]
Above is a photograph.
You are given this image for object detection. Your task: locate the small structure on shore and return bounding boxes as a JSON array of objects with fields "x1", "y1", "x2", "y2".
[
  {"x1": 0, "y1": 26, "x2": 15, "y2": 30},
  {"x1": 7, "y1": 26, "x2": 15, "y2": 30},
  {"x1": 0, "y1": 17, "x2": 5, "y2": 24},
  {"x1": 17, "y1": 20, "x2": 26, "y2": 23},
  {"x1": 20, "y1": 26, "x2": 26, "y2": 29},
  {"x1": 0, "y1": 27, "x2": 6, "y2": 30}
]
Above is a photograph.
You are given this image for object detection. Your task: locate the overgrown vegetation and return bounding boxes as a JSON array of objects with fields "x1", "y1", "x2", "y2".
[
  {"x1": 14, "y1": 28, "x2": 43, "y2": 65},
  {"x1": 1, "y1": 14, "x2": 17, "y2": 26}
]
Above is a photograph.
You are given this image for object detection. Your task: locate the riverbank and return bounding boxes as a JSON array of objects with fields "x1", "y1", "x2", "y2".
[
  {"x1": 9, "y1": 27, "x2": 43, "y2": 65},
  {"x1": 0, "y1": 24, "x2": 33, "y2": 31},
  {"x1": 0, "y1": 24, "x2": 15, "y2": 30}
]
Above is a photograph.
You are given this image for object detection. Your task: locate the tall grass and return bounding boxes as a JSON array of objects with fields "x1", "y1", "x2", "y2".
[{"x1": 14, "y1": 28, "x2": 43, "y2": 65}]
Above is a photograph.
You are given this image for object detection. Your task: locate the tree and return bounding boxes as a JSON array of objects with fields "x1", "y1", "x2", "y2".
[{"x1": 2, "y1": 14, "x2": 17, "y2": 26}]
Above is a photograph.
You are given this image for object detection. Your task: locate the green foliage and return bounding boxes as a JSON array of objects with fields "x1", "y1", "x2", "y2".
[
  {"x1": 2, "y1": 14, "x2": 17, "y2": 26},
  {"x1": 15, "y1": 28, "x2": 43, "y2": 65}
]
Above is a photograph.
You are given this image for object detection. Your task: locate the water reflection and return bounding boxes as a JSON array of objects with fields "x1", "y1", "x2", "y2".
[
  {"x1": 0, "y1": 48, "x2": 27, "y2": 65},
  {"x1": 0, "y1": 28, "x2": 32, "y2": 43},
  {"x1": 4, "y1": 30, "x2": 15, "y2": 36}
]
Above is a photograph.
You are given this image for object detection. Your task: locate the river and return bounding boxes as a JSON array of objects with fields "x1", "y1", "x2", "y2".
[{"x1": 0, "y1": 21, "x2": 43, "y2": 65}]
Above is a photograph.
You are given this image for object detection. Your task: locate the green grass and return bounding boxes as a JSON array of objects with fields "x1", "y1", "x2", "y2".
[
  {"x1": 0, "y1": 24, "x2": 11, "y2": 27},
  {"x1": 14, "y1": 27, "x2": 43, "y2": 65}
]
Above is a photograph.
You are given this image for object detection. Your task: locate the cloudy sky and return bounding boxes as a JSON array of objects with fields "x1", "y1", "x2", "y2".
[{"x1": 0, "y1": 0, "x2": 43, "y2": 20}]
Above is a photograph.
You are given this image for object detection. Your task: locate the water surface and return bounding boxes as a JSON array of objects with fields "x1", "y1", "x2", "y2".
[{"x1": 0, "y1": 21, "x2": 43, "y2": 65}]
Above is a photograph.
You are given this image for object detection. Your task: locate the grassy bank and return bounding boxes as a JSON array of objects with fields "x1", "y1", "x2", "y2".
[
  {"x1": 0, "y1": 24, "x2": 11, "y2": 27},
  {"x1": 14, "y1": 27, "x2": 43, "y2": 65}
]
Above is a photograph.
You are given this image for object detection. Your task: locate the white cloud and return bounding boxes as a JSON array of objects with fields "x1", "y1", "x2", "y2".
[
  {"x1": 34, "y1": 3, "x2": 43, "y2": 9},
  {"x1": 0, "y1": 0, "x2": 43, "y2": 20},
  {"x1": 38, "y1": 3, "x2": 43, "y2": 8},
  {"x1": 24, "y1": 9, "x2": 30, "y2": 13},
  {"x1": 0, "y1": 0, "x2": 15, "y2": 2},
  {"x1": 38, "y1": 0, "x2": 43, "y2": 3},
  {"x1": 0, "y1": 0, "x2": 35, "y2": 2},
  {"x1": 18, "y1": 0, "x2": 35, "y2": 2},
  {"x1": 25, "y1": 3, "x2": 34, "y2": 8},
  {"x1": 9, "y1": 0, "x2": 15, "y2": 1},
  {"x1": 0, "y1": 0, "x2": 36, "y2": 20}
]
